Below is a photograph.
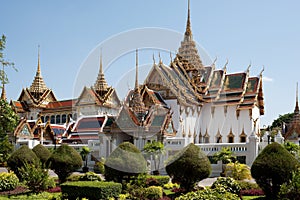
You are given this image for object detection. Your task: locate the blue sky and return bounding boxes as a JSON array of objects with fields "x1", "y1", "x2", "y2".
[{"x1": 1, "y1": 0, "x2": 300, "y2": 127}]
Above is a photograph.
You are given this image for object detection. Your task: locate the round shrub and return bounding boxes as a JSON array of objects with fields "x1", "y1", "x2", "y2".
[
  {"x1": 104, "y1": 142, "x2": 147, "y2": 183},
  {"x1": 144, "y1": 186, "x2": 163, "y2": 200},
  {"x1": 79, "y1": 172, "x2": 102, "y2": 181},
  {"x1": 7, "y1": 145, "x2": 39, "y2": 180},
  {"x1": 47, "y1": 144, "x2": 82, "y2": 183},
  {"x1": 166, "y1": 143, "x2": 211, "y2": 192},
  {"x1": 0, "y1": 172, "x2": 19, "y2": 191},
  {"x1": 32, "y1": 144, "x2": 51, "y2": 166},
  {"x1": 251, "y1": 142, "x2": 299, "y2": 199},
  {"x1": 211, "y1": 177, "x2": 241, "y2": 195},
  {"x1": 175, "y1": 187, "x2": 240, "y2": 200}
]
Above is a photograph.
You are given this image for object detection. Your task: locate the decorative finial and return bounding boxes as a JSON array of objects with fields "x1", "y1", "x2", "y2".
[
  {"x1": 135, "y1": 49, "x2": 139, "y2": 89},
  {"x1": 246, "y1": 61, "x2": 251, "y2": 73},
  {"x1": 99, "y1": 48, "x2": 103, "y2": 74},
  {"x1": 223, "y1": 59, "x2": 228, "y2": 71},
  {"x1": 152, "y1": 53, "x2": 155, "y2": 65},
  {"x1": 212, "y1": 57, "x2": 217, "y2": 66},
  {"x1": 37, "y1": 45, "x2": 41, "y2": 76},
  {"x1": 158, "y1": 52, "x2": 162, "y2": 64},
  {"x1": 1, "y1": 82, "x2": 6, "y2": 100},
  {"x1": 170, "y1": 51, "x2": 173, "y2": 62},
  {"x1": 295, "y1": 82, "x2": 299, "y2": 113},
  {"x1": 185, "y1": 0, "x2": 192, "y2": 37}
]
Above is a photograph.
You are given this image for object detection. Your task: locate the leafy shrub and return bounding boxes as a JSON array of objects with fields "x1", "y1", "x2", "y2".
[
  {"x1": 79, "y1": 172, "x2": 102, "y2": 181},
  {"x1": 240, "y1": 189, "x2": 265, "y2": 196},
  {"x1": 251, "y1": 142, "x2": 299, "y2": 199},
  {"x1": 18, "y1": 162, "x2": 55, "y2": 193},
  {"x1": 146, "y1": 175, "x2": 170, "y2": 187},
  {"x1": 7, "y1": 145, "x2": 39, "y2": 180},
  {"x1": 163, "y1": 182, "x2": 180, "y2": 190},
  {"x1": 32, "y1": 144, "x2": 51, "y2": 167},
  {"x1": 225, "y1": 161, "x2": 251, "y2": 180},
  {"x1": 66, "y1": 173, "x2": 82, "y2": 182},
  {"x1": 237, "y1": 180, "x2": 260, "y2": 190},
  {"x1": 144, "y1": 186, "x2": 163, "y2": 200},
  {"x1": 47, "y1": 144, "x2": 82, "y2": 183},
  {"x1": 0, "y1": 171, "x2": 19, "y2": 191},
  {"x1": 211, "y1": 177, "x2": 241, "y2": 195},
  {"x1": 166, "y1": 143, "x2": 211, "y2": 192},
  {"x1": 105, "y1": 142, "x2": 147, "y2": 183},
  {"x1": 278, "y1": 168, "x2": 300, "y2": 200},
  {"x1": 175, "y1": 187, "x2": 240, "y2": 200},
  {"x1": 61, "y1": 181, "x2": 122, "y2": 200},
  {"x1": 93, "y1": 158, "x2": 105, "y2": 174}
]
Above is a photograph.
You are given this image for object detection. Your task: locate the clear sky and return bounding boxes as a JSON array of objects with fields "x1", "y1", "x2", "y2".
[{"x1": 1, "y1": 0, "x2": 300, "y2": 127}]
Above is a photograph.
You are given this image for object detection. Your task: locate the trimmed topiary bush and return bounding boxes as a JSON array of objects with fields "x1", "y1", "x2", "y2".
[
  {"x1": 7, "y1": 145, "x2": 39, "y2": 180},
  {"x1": 144, "y1": 186, "x2": 163, "y2": 200},
  {"x1": 61, "y1": 181, "x2": 122, "y2": 200},
  {"x1": 251, "y1": 142, "x2": 299, "y2": 199},
  {"x1": 32, "y1": 144, "x2": 51, "y2": 167},
  {"x1": 166, "y1": 143, "x2": 211, "y2": 192},
  {"x1": 47, "y1": 144, "x2": 82, "y2": 183},
  {"x1": 104, "y1": 142, "x2": 147, "y2": 183},
  {"x1": 0, "y1": 172, "x2": 19, "y2": 191},
  {"x1": 79, "y1": 172, "x2": 102, "y2": 181},
  {"x1": 211, "y1": 177, "x2": 241, "y2": 195}
]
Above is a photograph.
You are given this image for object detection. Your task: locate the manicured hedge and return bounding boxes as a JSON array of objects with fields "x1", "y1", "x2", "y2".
[
  {"x1": 0, "y1": 172, "x2": 19, "y2": 191},
  {"x1": 146, "y1": 175, "x2": 170, "y2": 186},
  {"x1": 61, "y1": 181, "x2": 122, "y2": 200}
]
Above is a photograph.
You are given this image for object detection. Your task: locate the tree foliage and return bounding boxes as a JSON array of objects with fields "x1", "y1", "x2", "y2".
[
  {"x1": 0, "y1": 34, "x2": 16, "y2": 85},
  {"x1": 251, "y1": 142, "x2": 299, "y2": 199},
  {"x1": 166, "y1": 143, "x2": 211, "y2": 192},
  {"x1": 225, "y1": 161, "x2": 252, "y2": 180},
  {"x1": 32, "y1": 144, "x2": 51, "y2": 167},
  {"x1": 104, "y1": 142, "x2": 147, "y2": 183},
  {"x1": 271, "y1": 113, "x2": 294, "y2": 130},
  {"x1": 7, "y1": 145, "x2": 39, "y2": 180},
  {"x1": 213, "y1": 147, "x2": 236, "y2": 164},
  {"x1": 47, "y1": 144, "x2": 82, "y2": 183}
]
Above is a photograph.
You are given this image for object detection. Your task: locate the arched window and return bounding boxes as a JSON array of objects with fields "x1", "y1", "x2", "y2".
[
  {"x1": 240, "y1": 128, "x2": 247, "y2": 143},
  {"x1": 50, "y1": 115, "x2": 55, "y2": 124},
  {"x1": 45, "y1": 116, "x2": 49, "y2": 122},
  {"x1": 56, "y1": 115, "x2": 61, "y2": 124},
  {"x1": 41, "y1": 116, "x2": 45, "y2": 123},
  {"x1": 228, "y1": 128, "x2": 235, "y2": 143},
  {"x1": 216, "y1": 129, "x2": 222, "y2": 143},
  {"x1": 62, "y1": 114, "x2": 67, "y2": 123},
  {"x1": 204, "y1": 129, "x2": 209, "y2": 143}
]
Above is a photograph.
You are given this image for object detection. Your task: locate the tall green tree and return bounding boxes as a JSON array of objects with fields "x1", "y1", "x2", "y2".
[
  {"x1": 0, "y1": 99, "x2": 19, "y2": 165},
  {"x1": 270, "y1": 113, "x2": 294, "y2": 130},
  {"x1": 0, "y1": 34, "x2": 17, "y2": 86}
]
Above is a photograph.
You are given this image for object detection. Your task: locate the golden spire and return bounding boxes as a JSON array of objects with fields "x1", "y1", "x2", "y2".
[
  {"x1": 94, "y1": 49, "x2": 109, "y2": 94},
  {"x1": 135, "y1": 49, "x2": 139, "y2": 89},
  {"x1": 29, "y1": 46, "x2": 48, "y2": 99},
  {"x1": 177, "y1": 0, "x2": 203, "y2": 70},
  {"x1": 185, "y1": 0, "x2": 192, "y2": 37},
  {"x1": 130, "y1": 49, "x2": 147, "y2": 122},
  {"x1": 295, "y1": 82, "x2": 299, "y2": 114}
]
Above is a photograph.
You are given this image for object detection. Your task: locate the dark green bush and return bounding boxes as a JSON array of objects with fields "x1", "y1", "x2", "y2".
[
  {"x1": 166, "y1": 143, "x2": 211, "y2": 192},
  {"x1": 0, "y1": 172, "x2": 19, "y2": 191},
  {"x1": 7, "y1": 145, "x2": 39, "y2": 180},
  {"x1": 105, "y1": 142, "x2": 147, "y2": 183},
  {"x1": 146, "y1": 175, "x2": 170, "y2": 187},
  {"x1": 145, "y1": 186, "x2": 163, "y2": 200},
  {"x1": 47, "y1": 144, "x2": 82, "y2": 183},
  {"x1": 61, "y1": 181, "x2": 122, "y2": 200},
  {"x1": 79, "y1": 172, "x2": 102, "y2": 181},
  {"x1": 32, "y1": 144, "x2": 51, "y2": 167},
  {"x1": 211, "y1": 177, "x2": 241, "y2": 195},
  {"x1": 18, "y1": 162, "x2": 55, "y2": 193},
  {"x1": 251, "y1": 142, "x2": 299, "y2": 199},
  {"x1": 278, "y1": 168, "x2": 300, "y2": 200}
]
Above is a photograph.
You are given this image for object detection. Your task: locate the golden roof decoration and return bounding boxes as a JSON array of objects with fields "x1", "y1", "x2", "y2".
[
  {"x1": 94, "y1": 50, "x2": 109, "y2": 94},
  {"x1": 29, "y1": 46, "x2": 49, "y2": 99}
]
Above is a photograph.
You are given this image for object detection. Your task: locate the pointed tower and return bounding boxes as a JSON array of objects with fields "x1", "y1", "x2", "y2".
[
  {"x1": 177, "y1": 0, "x2": 203, "y2": 70},
  {"x1": 94, "y1": 50, "x2": 109, "y2": 96},
  {"x1": 130, "y1": 49, "x2": 147, "y2": 121},
  {"x1": 29, "y1": 46, "x2": 49, "y2": 100},
  {"x1": 294, "y1": 82, "x2": 299, "y2": 115}
]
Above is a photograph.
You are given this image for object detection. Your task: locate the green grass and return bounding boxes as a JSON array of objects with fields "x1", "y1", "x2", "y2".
[
  {"x1": 242, "y1": 196, "x2": 266, "y2": 200},
  {"x1": 0, "y1": 192, "x2": 61, "y2": 200}
]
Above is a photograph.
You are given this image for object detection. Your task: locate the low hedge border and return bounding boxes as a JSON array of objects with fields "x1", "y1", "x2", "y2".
[
  {"x1": 61, "y1": 181, "x2": 122, "y2": 200},
  {"x1": 147, "y1": 175, "x2": 170, "y2": 186}
]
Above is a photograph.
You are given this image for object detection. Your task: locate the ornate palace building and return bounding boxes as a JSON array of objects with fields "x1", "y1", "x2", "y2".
[{"x1": 9, "y1": 1, "x2": 265, "y2": 159}]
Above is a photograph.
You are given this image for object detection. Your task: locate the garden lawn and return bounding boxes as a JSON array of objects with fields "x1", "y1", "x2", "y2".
[
  {"x1": 242, "y1": 196, "x2": 266, "y2": 200},
  {"x1": 0, "y1": 192, "x2": 61, "y2": 200}
]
